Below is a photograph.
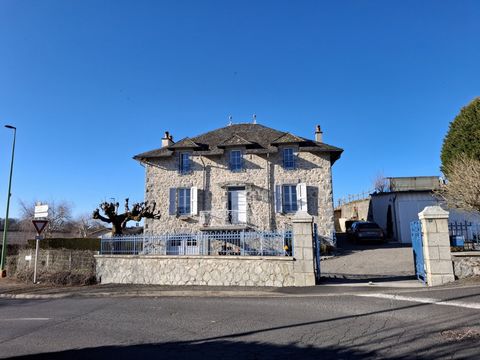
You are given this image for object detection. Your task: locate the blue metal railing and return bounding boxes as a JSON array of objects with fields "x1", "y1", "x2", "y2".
[
  {"x1": 101, "y1": 230, "x2": 293, "y2": 257},
  {"x1": 410, "y1": 220, "x2": 426, "y2": 283}
]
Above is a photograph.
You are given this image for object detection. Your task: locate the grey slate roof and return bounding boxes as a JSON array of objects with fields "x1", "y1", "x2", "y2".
[{"x1": 134, "y1": 123, "x2": 343, "y2": 163}]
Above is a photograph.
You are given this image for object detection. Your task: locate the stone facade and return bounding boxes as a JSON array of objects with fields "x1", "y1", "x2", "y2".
[
  {"x1": 144, "y1": 147, "x2": 335, "y2": 241},
  {"x1": 95, "y1": 255, "x2": 295, "y2": 286},
  {"x1": 451, "y1": 252, "x2": 480, "y2": 279}
]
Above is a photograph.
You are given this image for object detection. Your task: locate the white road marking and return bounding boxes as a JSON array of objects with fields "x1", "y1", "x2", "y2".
[
  {"x1": 0, "y1": 318, "x2": 51, "y2": 321},
  {"x1": 355, "y1": 293, "x2": 480, "y2": 310}
]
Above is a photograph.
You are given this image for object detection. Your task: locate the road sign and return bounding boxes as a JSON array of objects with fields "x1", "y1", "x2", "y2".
[
  {"x1": 32, "y1": 220, "x2": 48, "y2": 235},
  {"x1": 34, "y1": 204, "x2": 49, "y2": 218}
]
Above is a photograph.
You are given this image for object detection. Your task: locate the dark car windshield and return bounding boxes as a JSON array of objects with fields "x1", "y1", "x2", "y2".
[{"x1": 357, "y1": 223, "x2": 380, "y2": 229}]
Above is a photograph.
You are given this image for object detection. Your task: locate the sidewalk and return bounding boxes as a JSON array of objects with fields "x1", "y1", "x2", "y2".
[
  {"x1": 2, "y1": 276, "x2": 478, "y2": 300},
  {"x1": 0, "y1": 280, "x2": 283, "y2": 299},
  {"x1": 0, "y1": 279, "x2": 439, "y2": 300}
]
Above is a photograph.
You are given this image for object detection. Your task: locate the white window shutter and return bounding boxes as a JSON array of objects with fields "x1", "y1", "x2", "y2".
[
  {"x1": 274, "y1": 185, "x2": 283, "y2": 213},
  {"x1": 296, "y1": 183, "x2": 308, "y2": 212},
  {"x1": 293, "y1": 150, "x2": 299, "y2": 169},
  {"x1": 169, "y1": 188, "x2": 177, "y2": 215},
  {"x1": 191, "y1": 186, "x2": 198, "y2": 215}
]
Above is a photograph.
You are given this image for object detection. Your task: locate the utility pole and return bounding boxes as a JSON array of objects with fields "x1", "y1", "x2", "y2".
[{"x1": 1, "y1": 125, "x2": 16, "y2": 278}]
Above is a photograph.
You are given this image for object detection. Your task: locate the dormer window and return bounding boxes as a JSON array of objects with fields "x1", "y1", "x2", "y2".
[
  {"x1": 282, "y1": 148, "x2": 296, "y2": 170},
  {"x1": 179, "y1": 152, "x2": 191, "y2": 174},
  {"x1": 229, "y1": 150, "x2": 243, "y2": 172}
]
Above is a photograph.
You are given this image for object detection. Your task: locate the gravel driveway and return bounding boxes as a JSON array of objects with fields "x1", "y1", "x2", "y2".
[{"x1": 321, "y1": 235, "x2": 415, "y2": 281}]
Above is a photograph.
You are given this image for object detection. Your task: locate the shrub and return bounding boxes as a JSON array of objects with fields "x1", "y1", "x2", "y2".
[
  {"x1": 26, "y1": 238, "x2": 100, "y2": 251},
  {"x1": 15, "y1": 269, "x2": 96, "y2": 286},
  {"x1": 441, "y1": 97, "x2": 480, "y2": 175}
]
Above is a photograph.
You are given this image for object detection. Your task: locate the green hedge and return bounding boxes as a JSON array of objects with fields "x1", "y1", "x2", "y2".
[{"x1": 26, "y1": 238, "x2": 100, "y2": 251}]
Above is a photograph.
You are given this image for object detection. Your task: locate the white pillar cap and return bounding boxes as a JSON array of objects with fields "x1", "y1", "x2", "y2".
[
  {"x1": 418, "y1": 206, "x2": 449, "y2": 220},
  {"x1": 292, "y1": 211, "x2": 313, "y2": 223}
]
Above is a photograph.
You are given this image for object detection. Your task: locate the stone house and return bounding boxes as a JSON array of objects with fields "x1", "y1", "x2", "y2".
[{"x1": 133, "y1": 123, "x2": 343, "y2": 243}]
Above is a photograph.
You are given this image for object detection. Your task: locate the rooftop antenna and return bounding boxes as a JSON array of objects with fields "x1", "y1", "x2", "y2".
[
  {"x1": 252, "y1": 114, "x2": 257, "y2": 124},
  {"x1": 228, "y1": 115, "x2": 233, "y2": 126}
]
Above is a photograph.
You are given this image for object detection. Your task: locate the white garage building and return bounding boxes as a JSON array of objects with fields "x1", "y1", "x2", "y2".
[{"x1": 370, "y1": 176, "x2": 480, "y2": 244}]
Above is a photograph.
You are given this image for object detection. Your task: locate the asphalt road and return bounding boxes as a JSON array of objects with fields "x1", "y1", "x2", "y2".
[{"x1": 1, "y1": 286, "x2": 480, "y2": 359}]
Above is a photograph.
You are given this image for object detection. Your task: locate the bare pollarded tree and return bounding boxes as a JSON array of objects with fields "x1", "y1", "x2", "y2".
[
  {"x1": 92, "y1": 198, "x2": 160, "y2": 236},
  {"x1": 437, "y1": 154, "x2": 480, "y2": 213}
]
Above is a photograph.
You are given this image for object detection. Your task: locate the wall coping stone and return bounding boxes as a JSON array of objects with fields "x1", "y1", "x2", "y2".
[
  {"x1": 451, "y1": 252, "x2": 480, "y2": 258},
  {"x1": 95, "y1": 255, "x2": 295, "y2": 261},
  {"x1": 292, "y1": 211, "x2": 313, "y2": 223},
  {"x1": 418, "y1": 206, "x2": 449, "y2": 220}
]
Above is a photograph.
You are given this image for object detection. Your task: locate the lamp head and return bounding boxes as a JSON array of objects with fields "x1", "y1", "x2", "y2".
[{"x1": 5, "y1": 125, "x2": 16, "y2": 130}]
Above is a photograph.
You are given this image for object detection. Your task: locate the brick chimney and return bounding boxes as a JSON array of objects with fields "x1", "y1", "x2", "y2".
[
  {"x1": 315, "y1": 125, "x2": 323, "y2": 143},
  {"x1": 162, "y1": 131, "x2": 174, "y2": 148}
]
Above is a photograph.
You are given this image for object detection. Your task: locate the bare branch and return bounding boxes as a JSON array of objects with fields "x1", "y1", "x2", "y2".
[
  {"x1": 436, "y1": 154, "x2": 480, "y2": 213},
  {"x1": 373, "y1": 172, "x2": 389, "y2": 193}
]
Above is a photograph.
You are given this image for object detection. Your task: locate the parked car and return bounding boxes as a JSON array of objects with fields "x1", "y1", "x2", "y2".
[{"x1": 348, "y1": 221, "x2": 385, "y2": 242}]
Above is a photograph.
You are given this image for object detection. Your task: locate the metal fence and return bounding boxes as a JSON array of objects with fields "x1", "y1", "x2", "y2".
[
  {"x1": 100, "y1": 230, "x2": 293, "y2": 257},
  {"x1": 449, "y1": 221, "x2": 480, "y2": 250}
]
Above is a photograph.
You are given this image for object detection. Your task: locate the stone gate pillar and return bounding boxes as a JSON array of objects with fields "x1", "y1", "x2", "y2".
[
  {"x1": 292, "y1": 211, "x2": 315, "y2": 286},
  {"x1": 418, "y1": 206, "x2": 455, "y2": 286}
]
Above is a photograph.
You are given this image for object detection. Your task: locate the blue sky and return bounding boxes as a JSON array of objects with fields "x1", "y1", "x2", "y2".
[{"x1": 1, "y1": 0, "x2": 479, "y2": 218}]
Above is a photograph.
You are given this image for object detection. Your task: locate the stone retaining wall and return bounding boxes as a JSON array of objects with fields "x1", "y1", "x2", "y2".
[
  {"x1": 16, "y1": 249, "x2": 96, "y2": 273},
  {"x1": 95, "y1": 255, "x2": 295, "y2": 287},
  {"x1": 451, "y1": 252, "x2": 480, "y2": 279}
]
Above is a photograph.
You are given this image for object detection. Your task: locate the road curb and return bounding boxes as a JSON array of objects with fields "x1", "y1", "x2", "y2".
[
  {"x1": 0, "y1": 290, "x2": 284, "y2": 299},
  {"x1": 0, "y1": 293, "x2": 72, "y2": 299}
]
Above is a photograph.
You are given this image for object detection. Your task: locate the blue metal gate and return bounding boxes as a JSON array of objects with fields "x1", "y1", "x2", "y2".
[
  {"x1": 313, "y1": 223, "x2": 321, "y2": 283},
  {"x1": 410, "y1": 220, "x2": 426, "y2": 284}
]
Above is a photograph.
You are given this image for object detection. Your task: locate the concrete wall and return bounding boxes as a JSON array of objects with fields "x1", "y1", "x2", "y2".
[
  {"x1": 370, "y1": 193, "x2": 393, "y2": 237},
  {"x1": 389, "y1": 176, "x2": 442, "y2": 192},
  {"x1": 371, "y1": 192, "x2": 441, "y2": 243},
  {"x1": 335, "y1": 198, "x2": 370, "y2": 221},
  {"x1": 144, "y1": 149, "x2": 334, "y2": 241},
  {"x1": 95, "y1": 255, "x2": 295, "y2": 286},
  {"x1": 396, "y1": 193, "x2": 439, "y2": 244},
  {"x1": 451, "y1": 252, "x2": 480, "y2": 279},
  {"x1": 448, "y1": 209, "x2": 480, "y2": 224},
  {"x1": 335, "y1": 198, "x2": 370, "y2": 232}
]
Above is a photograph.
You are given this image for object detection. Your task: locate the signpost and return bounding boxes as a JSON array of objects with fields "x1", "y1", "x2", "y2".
[
  {"x1": 34, "y1": 204, "x2": 49, "y2": 219},
  {"x1": 32, "y1": 220, "x2": 48, "y2": 284}
]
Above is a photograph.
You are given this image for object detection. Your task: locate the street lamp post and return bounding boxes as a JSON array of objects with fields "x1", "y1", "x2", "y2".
[{"x1": 1, "y1": 125, "x2": 16, "y2": 278}]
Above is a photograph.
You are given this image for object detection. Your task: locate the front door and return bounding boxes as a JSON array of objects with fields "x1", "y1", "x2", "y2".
[{"x1": 228, "y1": 187, "x2": 247, "y2": 224}]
